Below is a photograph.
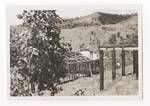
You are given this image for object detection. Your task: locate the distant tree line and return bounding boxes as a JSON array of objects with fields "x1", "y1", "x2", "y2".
[
  {"x1": 61, "y1": 22, "x2": 101, "y2": 29},
  {"x1": 108, "y1": 32, "x2": 138, "y2": 47},
  {"x1": 61, "y1": 13, "x2": 137, "y2": 29}
]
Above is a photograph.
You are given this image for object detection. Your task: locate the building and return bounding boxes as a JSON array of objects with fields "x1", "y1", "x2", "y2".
[{"x1": 79, "y1": 51, "x2": 99, "y2": 60}]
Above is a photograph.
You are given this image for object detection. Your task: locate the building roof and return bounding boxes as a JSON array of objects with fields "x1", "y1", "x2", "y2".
[{"x1": 64, "y1": 52, "x2": 91, "y2": 64}]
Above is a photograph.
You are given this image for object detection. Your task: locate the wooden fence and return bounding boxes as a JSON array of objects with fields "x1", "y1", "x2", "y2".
[
  {"x1": 61, "y1": 59, "x2": 100, "y2": 83},
  {"x1": 62, "y1": 47, "x2": 139, "y2": 91},
  {"x1": 98, "y1": 47, "x2": 138, "y2": 91}
]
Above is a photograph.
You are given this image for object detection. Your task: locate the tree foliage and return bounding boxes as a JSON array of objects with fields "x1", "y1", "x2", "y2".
[
  {"x1": 10, "y1": 10, "x2": 69, "y2": 96},
  {"x1": 108, "y1": 33, "x2": 117, "y2": 46},
  {"x1": 108, "y1": 32, "x2": 138, "y2": 47}
]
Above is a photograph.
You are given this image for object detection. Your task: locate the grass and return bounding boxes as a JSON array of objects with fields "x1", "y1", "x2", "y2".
[
  {"x1": 31, "y1": 65, "x2": 138, "y2": 96},
  {"x1": 49, "y1": 65, "x2": 138, "y2": 96}
]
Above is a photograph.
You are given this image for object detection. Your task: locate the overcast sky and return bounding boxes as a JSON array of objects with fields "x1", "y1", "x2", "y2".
[{"x1": 7, "y1": 5, "x2": 139, "y2": 25}]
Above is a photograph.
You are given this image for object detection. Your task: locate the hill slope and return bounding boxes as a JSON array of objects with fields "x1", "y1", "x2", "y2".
[
  {"x1": 10, "y1": 12, "x2": 138, "y2": 52},
  {"x1": 61, "y1": 12, "x2": 133, "y2": 29},
  {"x1": 60, "y1": 14, "x2": 138, "y2": 51}
]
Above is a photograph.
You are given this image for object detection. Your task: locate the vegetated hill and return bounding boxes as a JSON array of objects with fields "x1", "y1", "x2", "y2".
[
  {"x1": 61, "y1": 12, "x2": 134, "y2": 29},
  {"x1": 60, "y1": 14, "x2": 138, "y2": 52},
  {"x1": 10, "y1": 12, "x2": 138, "y2": 52}
]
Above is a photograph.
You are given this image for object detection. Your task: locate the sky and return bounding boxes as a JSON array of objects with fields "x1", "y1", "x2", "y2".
[{"x1": 6, "y1": 5, "x2": 139, "y2": 25}]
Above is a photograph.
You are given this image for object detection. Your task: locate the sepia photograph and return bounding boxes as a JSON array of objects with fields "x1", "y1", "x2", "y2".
[{"x1": 7, "y1": 5, "x2": 142, "y2": 98}]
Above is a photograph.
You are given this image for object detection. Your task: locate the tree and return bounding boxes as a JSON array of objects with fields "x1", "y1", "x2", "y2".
[
  {"x1": 132, "y1": 34, "x2": 138, "y2": 46},
  {"x1": 89, "y1": 31, "x2": 100, "y2": 51},
  {"x1": 10, "y1": 10, "x2": 69, "y2": 96},
  {"x1": 108, "y1": 34, "x2": 117, "y2": 46}
]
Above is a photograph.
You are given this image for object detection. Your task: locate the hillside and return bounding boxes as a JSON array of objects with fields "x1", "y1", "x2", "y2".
[
  {"x1": 61, "y1": 12, "x2": 133, "y2": 29},
  {"x1": 60, "y1": 14, "x2": 138, "y2": 51},
  {"x1": 10, "y1": 12, "x2": 138, "y2": 52}
]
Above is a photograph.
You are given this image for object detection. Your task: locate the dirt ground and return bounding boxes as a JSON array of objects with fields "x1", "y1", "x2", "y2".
[{"x1": 55, "y1": 65, "x2": 138, "y2": 96}]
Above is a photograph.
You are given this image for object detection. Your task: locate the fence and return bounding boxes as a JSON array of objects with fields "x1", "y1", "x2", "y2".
[
  {"x1": 61, "y1": 59, "x2": 100, "y2": 83},
  {"x1": 62, "y1": 46, "x2": 139, "y2": 91},
  {"x1": 98, "y1": 47, "x2": 138, "y2": 91}
]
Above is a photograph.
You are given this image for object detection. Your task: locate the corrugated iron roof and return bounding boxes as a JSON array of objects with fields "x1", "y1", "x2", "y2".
[{"x1": 64, "y1": 52, "x2": 91, "y2": 64}]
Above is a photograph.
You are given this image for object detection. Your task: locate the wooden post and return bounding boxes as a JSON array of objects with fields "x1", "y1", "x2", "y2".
[
  {"x1": 89, "y1": 62, "x2": 93, "y2": 77},
  {"x1": 74, "y1": 64, "x2": 76, "y2": 79},
  {"x1": 99, "y1": 50, "x2": 104, "y2": 91},
  {"x1": 81, "y1": 63, "x2": 83, "y2": 77},
  {"x1": 84, "y1": 63, "x2": 87, "y2": 76},
  {"x1": 69, "y1": 64, "x2": 71, "y2": 81},
  {"x1": 94, "y1": 60, "x2": 96, "y2": 72},
  {"x1": 31, "y1": 81, "x2": 35, "y2": 93},
  {"x1": 84, "y1": 63, "x2": 85, "y2": 76},
  {"x1": 71, "y1": 64, "x2": 73, "y2": 80},
  {"x1": 82, "y1": 63, "x2": 84, "y2": 77},
  {"x1": 91, "y1": 61, "x2": 93, "y2": 72},
  {"x1": 122, "y1": 48, "x2": 126, "y2": 76},
  {"x1": 73, "y1": 64, "x2": 75, "y2": 79},
  {"x1": 74, "y1": 64, "x2": 75, "y2": 79},
  {"x1": 133, "y1": 50, "x2": 138, "y2": 80},
  {"x1": 79, "y1": 63, "x2": 81, "y2": 77},
  {"x1": 76, "y1": 63, "x2": 79, "y2": 78},
  {"x1": 75, "y1": 64, "x2": 77, "y2": 79},
  {"x1": 67, "y1": 64, "x2": 69, "y2": 81},
  {"x1": 86, "y1": 63, "x2": 88, "y2": 76},
  {"x1": 112, "y1": 48, "x2": 116, "y2": 80},
  {"x1": 84, "y1": 63, "x2": 86, "y2": 76},
  {"x1": 83, "y1": 63, "x2": 86, "y2": 77}
]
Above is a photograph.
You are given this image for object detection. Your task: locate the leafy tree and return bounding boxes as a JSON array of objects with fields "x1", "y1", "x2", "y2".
[
  {"x1": 108, "y1": 34, "x2": 117, "y2": 46},
  {"x1": 10, "y1": 10, "x2": 69, "y2": 96},
  {"x1": 132, "y1": 34, "x2": 138, "y2": 46}
]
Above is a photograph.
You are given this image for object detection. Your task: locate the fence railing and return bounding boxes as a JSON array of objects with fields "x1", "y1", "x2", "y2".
[
  {"x1": 61, "y1": 59, "x2": 100, "y2": 83},
  {"x1": 62, "y1": 47, "x2": 139, "y2": 91}
]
